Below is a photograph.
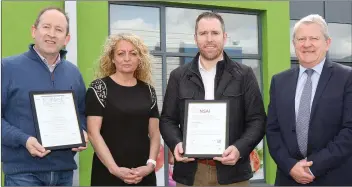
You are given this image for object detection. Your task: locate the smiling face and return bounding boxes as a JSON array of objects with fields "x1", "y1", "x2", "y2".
[
  {"x1": 293, "y1": 22, "x2": 331, "y2": 68},
  {"x1": 31, "y1": 9, "x2": 70, "y2": 57},
  {"x1": 112, "y1": 40, "x2": 140, "y2": 74},
  {"x1": 194, "y1": 17, "x2": 227, "y2": 61}
]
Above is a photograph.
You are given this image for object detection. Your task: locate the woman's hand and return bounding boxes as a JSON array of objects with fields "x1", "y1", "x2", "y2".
[
  {"x1": 110, "y1": 166, "x2": 139, "y2": 184},
  {"x1": 131, "y1": 164, "x2": 154, "y2": 184}
]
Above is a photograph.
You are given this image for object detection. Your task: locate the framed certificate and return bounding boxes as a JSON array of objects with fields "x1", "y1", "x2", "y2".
[
  {"x1": 29, "y1": 90, "x2": 85, "y2": 150},
  {"x1": 183, "y1": 100, "x2": 229, "y2": 158}
]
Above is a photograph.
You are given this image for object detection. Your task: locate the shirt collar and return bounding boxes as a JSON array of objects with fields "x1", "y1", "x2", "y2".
[
  {"x1": 33, "y1": 45, "x2": 61, "y2": 66},
  {"x1": 299, "y1": 57, "x2": 326, "y2": 78},
  {"x1": 198, "y1": 56, "x2": 222, "y2": 73}
]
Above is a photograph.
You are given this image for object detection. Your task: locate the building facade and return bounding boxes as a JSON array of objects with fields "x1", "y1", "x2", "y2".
[{"x1": 2, "y1": 1, "x2": 350, "y2": 186}]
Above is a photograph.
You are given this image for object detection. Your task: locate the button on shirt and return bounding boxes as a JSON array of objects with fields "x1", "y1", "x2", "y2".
[
  {"x1": 199, "y1": 57, "x2": 218, "y2": 100},
  {"x1": 33, "y1": 47, "x2": 61, "y2": 72},
  {"x1": 295, "y1": 58, "x2": 325, "y2": 117}
]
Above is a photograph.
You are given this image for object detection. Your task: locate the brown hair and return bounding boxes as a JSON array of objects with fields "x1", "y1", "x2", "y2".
[
  {"x1": 34, "y1": 7, "x2": 70, "y2": 35},
  {"x1": 195, "y1": 12, "x2": 225, "y2": 34}
]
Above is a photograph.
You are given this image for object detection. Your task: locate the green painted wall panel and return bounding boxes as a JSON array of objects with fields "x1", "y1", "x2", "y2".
[
  {"x1": 260, "y1": 5, "x2": 291, "y2": 184},
  {"x1": 1, "y1": 1, "x2": 64, "y2": 58},
  {"x1": 76, "y1": 2, "x2": 109, "y2": 186}
]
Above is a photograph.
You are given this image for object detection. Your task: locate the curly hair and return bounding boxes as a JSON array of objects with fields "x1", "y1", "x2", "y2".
[{"x1": 95, "y1": 33, "x2": 154, "y2": 85}]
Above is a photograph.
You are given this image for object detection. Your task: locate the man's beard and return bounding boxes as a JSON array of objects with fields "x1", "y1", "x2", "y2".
[{"x1": 199, "y1": 47, "x2": 223, "y2": 61}]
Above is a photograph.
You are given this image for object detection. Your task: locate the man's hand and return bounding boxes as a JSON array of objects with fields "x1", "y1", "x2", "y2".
[
  {"x1": 213, "y1": 145, "x2": 240, "y2": 165},
  {"x1": 26, "y1": 137, "x2": 51, "y2": 157},
  {"x1": 289, "y1": 160, "x2": 315, "y2": 184},
  {"x1": 72, "y1": 130, "x2": 88, "y2": 152},
  {"x1": 174, "y1": 142, "x2": 195, "y2": 163}
]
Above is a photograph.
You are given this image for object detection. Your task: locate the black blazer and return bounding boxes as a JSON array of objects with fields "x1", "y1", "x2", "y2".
[
  {"x1": 267, "y1": 59, "x2": 352, "y2": 186},
  {"x1": 160, "y1": 52, "x2": 266, "y2": 185}
]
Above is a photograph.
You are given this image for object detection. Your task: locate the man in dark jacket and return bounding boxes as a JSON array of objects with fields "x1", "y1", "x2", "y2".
[{"x1": 160, "y1": 12, "x2": 266, "y2": 186}]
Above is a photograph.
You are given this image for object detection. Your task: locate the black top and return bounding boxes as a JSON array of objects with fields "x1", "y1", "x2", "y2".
[{"x1": 86, "y1": 76, "x2": 159, "y2": 186}]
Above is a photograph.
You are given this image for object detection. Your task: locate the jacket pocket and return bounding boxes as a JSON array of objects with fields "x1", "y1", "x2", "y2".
[
  {"x1": 222, "y1": 84, "x2": 243, "y2": 97},
  {"x1": 178, "y1": 90, "x2": 194, "y2": 99}
]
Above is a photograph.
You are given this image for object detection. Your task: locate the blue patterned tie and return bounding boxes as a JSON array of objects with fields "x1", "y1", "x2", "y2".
[{"x1": 296, "y1": 69, "x2": 314, "y2": 157}]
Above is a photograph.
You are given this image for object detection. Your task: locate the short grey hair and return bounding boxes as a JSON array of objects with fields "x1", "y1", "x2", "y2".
[{"x1": 293, "y1": 14, "x2": 330, "y2": 40}]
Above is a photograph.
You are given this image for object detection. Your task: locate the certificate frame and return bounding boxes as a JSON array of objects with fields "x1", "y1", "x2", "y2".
[
  {"x1": 183, "y1": 100, "x2": 229, "y2": 158},
  {"x1": 29, "y1": 90, "x2": 85, "y2": 150}
]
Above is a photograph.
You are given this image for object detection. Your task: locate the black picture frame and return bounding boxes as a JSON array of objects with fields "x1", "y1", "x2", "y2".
[
  {"x1": 183, "y1": 100, "x2": 229, "y2": 158},
  {"x1": 29, "y1": 90, "x2": 85, "y2": 150}
]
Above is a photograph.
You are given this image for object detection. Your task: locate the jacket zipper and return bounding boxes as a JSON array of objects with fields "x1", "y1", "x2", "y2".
[
  {"x1": 49, "y1": 60, "x2": 62, "y2": 89},
  {"x1": 51, "y1": 73, "x2": 55, "y2": 88}
]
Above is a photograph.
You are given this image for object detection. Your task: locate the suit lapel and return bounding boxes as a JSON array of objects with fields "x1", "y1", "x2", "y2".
[
  {"x1": 310, "y1": 60, "x2": 333, "y2": 120},
  {"x1": 306, "y1": 60, "x2": 333, "y2": 156},
  {"x1": 287, "y1": 67, "x2": 300, "y2": 131},
  {"x1": 286, "y1": 67, "x2": 305, "y2": 158}
]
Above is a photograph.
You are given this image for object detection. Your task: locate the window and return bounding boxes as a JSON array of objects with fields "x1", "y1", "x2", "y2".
[
  {"x1": 219, "y1": 12, "x2": 259, "y2": 54},
  {"x1": 110, "y1": 5, "x2": 161, "y2": 51},
  {"x1": 328, "y1": 23, "x2": 352, "y2": 61},
  {"x1": 290, "y1": 1, "x2": 352, "y2": 65},
  {"x1": 325, "y1": 1, "x2": 352, "y2": 24},
  {"x1": 166, "y1": 7, "x2": 206, "y2": 52},
  {"x1": 290, "y1": 20, "x2": 298, "y2": 57}
]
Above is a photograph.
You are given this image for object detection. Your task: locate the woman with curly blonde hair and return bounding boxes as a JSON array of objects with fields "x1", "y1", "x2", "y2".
[
  {"x1": 86, "y1": 33, "x2": 160, "y2": 186},
  {"x1": 95, "y1": 33, "x2": 154, "y2": 85}
]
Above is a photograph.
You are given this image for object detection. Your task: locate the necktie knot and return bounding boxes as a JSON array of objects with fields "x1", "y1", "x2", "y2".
[{"x1": 306, "y1": 69, "x2": 314, "y2": 77}]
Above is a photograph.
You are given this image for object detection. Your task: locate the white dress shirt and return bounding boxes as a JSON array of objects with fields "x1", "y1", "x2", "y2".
[
  {"x1": 198, "y1": 57, "x2": 218, "y2": 100},
  {"x1": 295, "y1": 58, "x2": 325, "y2": 117}
]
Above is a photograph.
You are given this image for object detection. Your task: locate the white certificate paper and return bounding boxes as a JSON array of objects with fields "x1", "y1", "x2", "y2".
[
  {"x1": 184, "y1": 101, "x2": 228, "y2": 157},
  {"x1": 31, "y1": 92, "x2": 84, "y2": 149}
]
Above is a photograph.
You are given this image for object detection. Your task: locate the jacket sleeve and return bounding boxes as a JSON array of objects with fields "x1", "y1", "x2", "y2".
[
  {"x1": 307, "y1": 71, "x2": 352, "y2": 177},
  {"x1": 1, "y1": 60, "x2": 30, "y2": 148},
  {"x1": 160, "y1": 70, "x2": 183, "y2": 154},
  {"x1": 266, "y1": 75, "x2": 297, "y2": 176},
  {"x1": 233, "y1": 67, "x2": 266, "y2": 157}
]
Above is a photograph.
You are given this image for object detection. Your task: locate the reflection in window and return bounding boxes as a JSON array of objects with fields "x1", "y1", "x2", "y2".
[
  {"x1": 290, "y1": 20, "x2": 298, "y2": 57},
  {"x1": 340, "y1": 63, "x2": 352, "y2": 67},
  {"x1": 328, "y1": 23, "x2": 352, "y2": 61},
  {"x1": 219, "y1": 13, "x2": 259, "y2": 54},
  {"x1": 110, "y1": 5, "x2": 160, "y2": 51},
  {"x1": 166, "y1": 57, "x2": 186, "y2": 81},
  {"x1": 166, "y1": 8, "x2": 207, "y2": 52},
  {"x1": 152, "y1": 56, "x2": 163, "y2": 111},
  {"x1": 233, "y1": 59, "x2": 262, "y2": 91},
  {"x1": 291, "y1": 62, "x2": 299, "y2": 68}
]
